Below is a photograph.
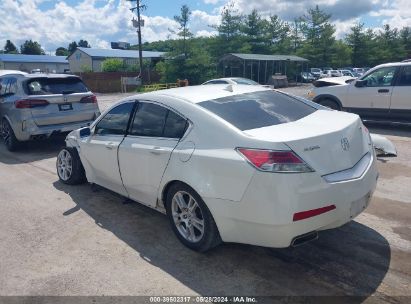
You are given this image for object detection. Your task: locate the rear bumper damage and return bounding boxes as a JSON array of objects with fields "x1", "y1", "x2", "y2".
[{"x1": 204, "y1": 151, "x2": 378, "y2": 248}]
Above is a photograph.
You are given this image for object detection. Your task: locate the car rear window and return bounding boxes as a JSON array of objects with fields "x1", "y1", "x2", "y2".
[
  {"x1": 27, "y1": 77, "x2": 89, "y2": 95},
  {"x1": 198, "y1": 91, "x2": 317, "y2": 131}
]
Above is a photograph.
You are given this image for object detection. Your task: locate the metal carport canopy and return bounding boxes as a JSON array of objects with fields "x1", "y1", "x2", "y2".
[{"x1": 221, "y1": 53, "x2": 309, "y2": 62}]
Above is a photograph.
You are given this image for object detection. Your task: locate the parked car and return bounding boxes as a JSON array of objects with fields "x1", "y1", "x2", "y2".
[
  {"x1": 320, "y1": 70, "x2": 342, "y2": 78},
  {"x1": 307, "y1": 61, "x2": 411, "y2": 123},
  {"x1": 56, "y1": 85, "x2": 378, "y2": 252},
  {"x1": 322, "y1": 67, "x2": 333, "y2": 71},
  {"x1": 0, "y1": 73, "x2": 100, "y2": 151},
  {"x1": 202, "y1": 77, "x2": 260, "y2": 85},
  {"x1": 353, "y1": 68, "x2": 365, "y2": 76},
  {"x1": 299, "y1": 72, "x2": 316, "y2": 82},
  {"x1": 310, "y1": 68, "x2": 322, "y2": 79},
  {"x1": 0, "y1": 70, "x2": 27, "y2": 76},
  {"x1": 338, "y1": 70, "x2": 356, "y2": 77}
]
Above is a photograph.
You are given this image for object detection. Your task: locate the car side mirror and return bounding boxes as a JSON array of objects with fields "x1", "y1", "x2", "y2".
[
  {"x1": 355, "y1": 79, "x2": 367, "y2": 88},
  {"x1": 79, "y1": 127, "x2": 91, "y2": 137}
]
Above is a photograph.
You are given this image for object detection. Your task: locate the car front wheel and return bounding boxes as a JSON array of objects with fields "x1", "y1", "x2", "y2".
[
  {"x1": 166, "y1": 183, "x2": 221, "y2": 252},
  {"x1": 319, "y1": 98, "x2": 341, "y2": 111},
  {"x1": 56, "y1": 147, "x2": 86, "y2": 185}
]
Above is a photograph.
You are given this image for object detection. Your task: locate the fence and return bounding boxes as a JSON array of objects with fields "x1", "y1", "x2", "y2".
[{"x1": 75, "y1": 70, "x2": 161, "y2": 93}]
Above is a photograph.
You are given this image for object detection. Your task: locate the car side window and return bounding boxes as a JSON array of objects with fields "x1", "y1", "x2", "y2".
[
  {"x1": 0, "y1": 78, "x2": 7, "y2": 96},
  {"x1": 362, "y1": 67, "x2": 397, "y2": 87},
  {"x1": 8, "y1": 78, "x2": 17, "y2": 95},
  {"x1": 95, "y1": 102, "x2": 134, "y2": 136},
  {"x1": 130, "y1": 102, "x2": 187, "y2": 138},
  {"x1": 163, "y1": 110, "x2": 188, "y2": 138},
  {"x1": 397, "y1": 66, "x2": 411, "y2": 86}
]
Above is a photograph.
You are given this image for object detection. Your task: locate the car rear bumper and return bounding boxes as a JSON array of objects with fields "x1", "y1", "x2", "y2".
[
  {"x1": 13, "y1": 119, "x2": 96, "y2": 141},
  {"x1": 204, "y1": 152, "x2": 378, "y2": 248}
]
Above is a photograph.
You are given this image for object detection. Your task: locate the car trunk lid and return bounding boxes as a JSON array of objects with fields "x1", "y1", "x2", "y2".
[{"x1": 243, "y1": 110, "x2": 371, "y2": 175}]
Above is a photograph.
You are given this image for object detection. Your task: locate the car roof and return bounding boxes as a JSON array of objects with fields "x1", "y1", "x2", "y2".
[
  {"x1": 21, "y1": 73, "x2": 79, "y2": 79},
  {"x1": 140, "y1": 84, "x2": 270, "y2": 104},
  {"x1": 0, "y1": 70, "x2": 28, "y2": 76}
]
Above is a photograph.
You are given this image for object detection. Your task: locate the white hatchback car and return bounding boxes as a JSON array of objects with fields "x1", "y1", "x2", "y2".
[{"x1": 57, "y1": 85, "x2": 378, "y2": 252}]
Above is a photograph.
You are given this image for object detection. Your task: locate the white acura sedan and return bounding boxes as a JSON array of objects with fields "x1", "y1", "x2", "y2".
[{"x1": 56, "y1": 85, "x2": 378, "y2": 252}]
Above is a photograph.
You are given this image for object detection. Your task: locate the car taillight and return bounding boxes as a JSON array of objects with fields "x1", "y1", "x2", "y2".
[
  {"x1": 80, "y1": 95, "x2": 97, "y2": 104},
  {"x1": 237, "y1": 148, "x2": 314, "y2": 173},
  {"x1": 293, "y1": 205, "x2": 336, "y2": 221},
  {"x1": 15, "y1": 99, "x2": 49, "y2": 108}
]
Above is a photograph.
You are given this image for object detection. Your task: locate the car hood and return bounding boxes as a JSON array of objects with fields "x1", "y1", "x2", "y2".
[{"x1": 313, "y1": 76, "x2": 355, "y2": 87}]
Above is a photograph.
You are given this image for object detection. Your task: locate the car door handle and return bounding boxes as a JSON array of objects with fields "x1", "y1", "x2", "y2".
[
  {"x1": 378, "y1": 89, "x2": 389, "y2": 93},
  {"x1": 105, "y1": 142, "x2": 116, "y2": 150},
  {"x1": 149, "y1": 147, "x2": 166, "y2": 155}
]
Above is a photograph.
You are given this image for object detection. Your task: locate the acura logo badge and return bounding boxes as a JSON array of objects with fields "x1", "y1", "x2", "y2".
[{"x1": 341, "y1": 138, "x2": 350, "y2": 151}]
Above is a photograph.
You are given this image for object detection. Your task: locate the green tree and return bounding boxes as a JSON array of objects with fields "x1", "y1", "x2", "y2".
[
  {"x1": 4, "y1": 40, "x2": 18, "y2": 54},
  {"x1": 78, "y1": 39, "x2": 91, "y2": 48},
  {"x1": 265, "y1": 15, "x2": 291, "y2": 52},
  {"x1": 55, "y1": 47, "x2": 69, "y2": 56},
  {"x1": 346, "y1": 23, "x2": 368, "y2": 67},
  {"x1": 174, "y1": 4, "x2": 192, "y2": 58},
  {"x1": 331, "y1": 40, "x2": 352, "y2": 67},
  {"x1": 101, "y1": 58, "x2": 125, "y2": 72},
  {"x1": 241, "y1": 9, "x2": 267, "y2": 53},
  {"x1": 299, "y1": 6, "x2": 336, "y2": 66},
  {"x1": 20, "y1": 40, "x2": 45, "y2": 55},
  {"x1": 68, "y1": 41, "x2": 78, "y2": 54},
  {"x1": 375, "y1": 24, "x2": 405, "y2": 63},
  {"x1": 400, "y1": 27, "x2": 411, "y2": 59},
  {"x1": 211, "y1": 2, "x2": 244, "y2": 57}
]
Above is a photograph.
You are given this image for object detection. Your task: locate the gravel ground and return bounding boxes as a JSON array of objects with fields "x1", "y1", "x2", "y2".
[{"x1": 0, "y1": 86, "x2": 410, "y2": 303}]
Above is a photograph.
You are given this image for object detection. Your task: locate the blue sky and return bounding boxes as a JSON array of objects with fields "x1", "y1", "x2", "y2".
[{"x1": 0, "y1": 0, "x2": 409, "y2": 53}]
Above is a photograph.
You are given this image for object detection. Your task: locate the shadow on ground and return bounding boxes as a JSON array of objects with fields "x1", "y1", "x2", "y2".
[
  {"x1": 54, "y1": 181, "x2": 391, "y2": 302},
  {"x1": 0, "y1": 137, "x2": 64, "y2": 165},
  {"x1": 366, "y1": 122, "x2": 411, "y2": 138}
]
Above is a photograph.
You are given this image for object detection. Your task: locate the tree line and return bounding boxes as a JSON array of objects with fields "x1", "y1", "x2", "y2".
[
  {"x1": 0, "y1": 39, "x2": 91, "y2": 56},
  {"x1": 144, "y1": 3, "x2": 411, "y2": 84}
]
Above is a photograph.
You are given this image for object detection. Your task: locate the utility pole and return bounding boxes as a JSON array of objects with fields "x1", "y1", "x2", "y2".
[{"x1": 128, "y1": 0, "x2": 145, "y2": 78}]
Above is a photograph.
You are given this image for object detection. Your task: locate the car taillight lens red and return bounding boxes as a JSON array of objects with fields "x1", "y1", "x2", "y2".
[
  {"x1": 293, "y1": 205, "x2": 336, "y2": 221},
  {"x1": 237, "y1": 148, "x2": 313, "y2": 173},
  {"x1": 15, "y1": 99, "x2": 49, "y2": 108},
  {"x1": 80, "y1": 95, "x2": 97, "y2": 104}
]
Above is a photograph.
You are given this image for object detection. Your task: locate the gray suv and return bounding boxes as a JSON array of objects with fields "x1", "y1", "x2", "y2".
[{"x1": 0, "y1": 73, "x2": 100, "y2": 151}]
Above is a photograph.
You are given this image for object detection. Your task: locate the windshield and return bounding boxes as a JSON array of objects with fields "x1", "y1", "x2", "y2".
[
  {"x1": 27, "y1": 77, "x2": 89, "y2": 95},
  {"x1": 198, "y1": 91, "x2": 317, "y2": 131},
  {"x1": 233, "y1": 78, "x2": 259, "y2": 85},
  {"x1": 311, "y1": 68, "x2": 321, "y2": 72}
]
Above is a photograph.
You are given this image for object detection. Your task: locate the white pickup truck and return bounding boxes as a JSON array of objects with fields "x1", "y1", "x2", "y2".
[{"x1": 308, "y1": 61, "x2": 411, "y2": 124}]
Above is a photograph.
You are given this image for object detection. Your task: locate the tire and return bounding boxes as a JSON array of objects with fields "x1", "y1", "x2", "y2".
[
  {"x1": 56, "y1": 147, "x2": 87, "y2": 185},
  {"x1": 1, "y1": 119, "x2": 21, "y2": 152},
  {"x1": 319, "y1": 98, "x2": 341, "y2": 111},
  {"x1": 165, "y1": 183, "x2": 221, "y2": 252}
]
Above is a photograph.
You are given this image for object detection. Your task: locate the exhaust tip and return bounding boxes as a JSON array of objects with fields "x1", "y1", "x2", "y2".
[{"x1": 291, "y1": 231, "x2": 318, "y2": 247}]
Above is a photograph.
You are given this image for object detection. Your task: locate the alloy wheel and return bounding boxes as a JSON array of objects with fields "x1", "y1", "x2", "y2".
[
  {"x1": 57, "y1": 150, "x2": 73, "y2": 181},
  {"x1": 171, "y1": 191, "x2": 205, "y2": 243}
]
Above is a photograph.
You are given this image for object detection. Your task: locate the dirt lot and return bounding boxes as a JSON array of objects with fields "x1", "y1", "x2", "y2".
[{"x1": 0, "y1": 88, "x2": 410, "y2": 303}]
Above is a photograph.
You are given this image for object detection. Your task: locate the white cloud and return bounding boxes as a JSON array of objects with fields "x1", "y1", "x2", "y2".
[{"x1": 0, "y1": 0, "x2": 221, "y2": 53}]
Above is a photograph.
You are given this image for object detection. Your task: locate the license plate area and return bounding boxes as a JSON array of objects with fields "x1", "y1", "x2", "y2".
[
  {"x1": 59, "y1": 103, "x2": 73, "y2": 111},
  {"x1": 350, "y1": 192, "x2": 371, "y2": 219}
]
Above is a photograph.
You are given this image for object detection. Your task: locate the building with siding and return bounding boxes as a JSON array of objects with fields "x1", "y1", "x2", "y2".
[
  {"x1": 0, "y1": 54, "x2": 69, "y2": 73},
  {"x1": 67, "y1": 47, "x2": 165, "y2": 72}
]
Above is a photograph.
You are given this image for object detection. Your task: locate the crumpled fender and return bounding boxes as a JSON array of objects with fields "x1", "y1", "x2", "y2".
[{"x1": 370, "y1": 134, "x2": 397, "y2": 157}]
